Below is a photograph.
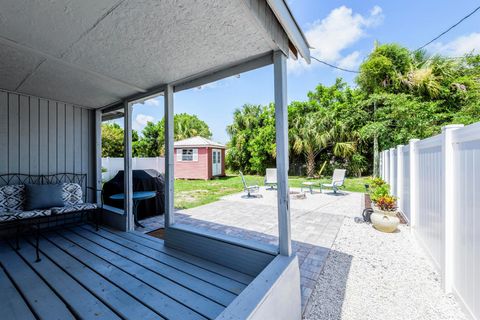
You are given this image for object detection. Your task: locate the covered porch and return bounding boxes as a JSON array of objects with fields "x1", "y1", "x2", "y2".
[
  {"x1": 1, "y1": 224, "x2": 257, "y2": 319},
  {"x1": 0, "y1": 1, "x2": 310, "y2": 319}
]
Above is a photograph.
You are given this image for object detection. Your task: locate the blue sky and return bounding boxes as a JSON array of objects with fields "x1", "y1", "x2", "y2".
[{"x1": 128, "y1": 0, "x2": 480, "y2": 143}]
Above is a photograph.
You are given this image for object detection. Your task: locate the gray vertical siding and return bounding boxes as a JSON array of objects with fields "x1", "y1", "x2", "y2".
[{"x1": 0, "y1": 89, "x2": 96, "y2": 201}]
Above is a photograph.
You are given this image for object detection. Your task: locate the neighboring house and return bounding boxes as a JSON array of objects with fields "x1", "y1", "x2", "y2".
[{"x1": 174, "y1": 136, "x2": 226, "y2": 180}]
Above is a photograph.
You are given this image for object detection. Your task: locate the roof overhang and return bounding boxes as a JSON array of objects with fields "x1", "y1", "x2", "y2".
[
  {"x1": 266, "y1": 0, "x2": 311, "y2": 63},
  {"x1": 0, "y1": 0, "x2": 310, "y2": 110}
]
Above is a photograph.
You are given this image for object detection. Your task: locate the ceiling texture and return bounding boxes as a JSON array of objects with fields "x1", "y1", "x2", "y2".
[{"x1": 0, "y1": 0, "x2": 308, "y2": 109}]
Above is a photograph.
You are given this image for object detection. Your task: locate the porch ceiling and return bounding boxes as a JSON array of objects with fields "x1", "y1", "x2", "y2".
[{"x1": 0, "y1": 0, "x2": 308, "y2": 109}]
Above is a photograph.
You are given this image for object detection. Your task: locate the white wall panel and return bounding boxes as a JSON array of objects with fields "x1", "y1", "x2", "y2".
[
  {"x1": 452, "y1": 126, "x2": 480, "y2": 319},
  {"x1": 401, "y1": 148, "x2": 411, "y2": 221},
  {"x1": 416, "y1": 138, "x2": 444, "y2": 271},
  {"x1": 390, "y1": 149, "x2": 398, "y2": 196}
]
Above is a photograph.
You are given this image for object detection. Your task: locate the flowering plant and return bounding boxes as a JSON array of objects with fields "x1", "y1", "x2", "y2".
[{"x1": 375, "y1": 195, "x2": 397, "y2": 212}]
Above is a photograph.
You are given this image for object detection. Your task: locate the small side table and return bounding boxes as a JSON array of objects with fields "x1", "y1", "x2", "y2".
[{"x1": 110, "y1": 191, "x2": 157, "y2": 228}]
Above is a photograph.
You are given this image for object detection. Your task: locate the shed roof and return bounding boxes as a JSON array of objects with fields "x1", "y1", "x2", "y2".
[
  {"x1": 0, "y1": 0, "x2": 310, "y2": 109},
  {"x1": 174, "y1": 136, "x2": 226, "y2": 149}
]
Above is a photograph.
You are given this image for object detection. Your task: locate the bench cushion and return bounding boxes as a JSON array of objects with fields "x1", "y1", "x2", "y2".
[
  {"x1": 0, "y1": 185, "x2": 25, "y2": 212},
  {"x1": 4, "y1": 209, "x2": 52, "y2": 220},
  {"x1": 62, "y1": 183, "x2": 83, "y2": 206},
  {"x1": 1, "y1": 182, "x2": 89, "y2": 221},
  {"x1": 51, "y1": 203, "x2": 97, "y2": 214}
]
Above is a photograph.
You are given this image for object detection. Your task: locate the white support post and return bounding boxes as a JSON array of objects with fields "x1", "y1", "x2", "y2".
[
  {"x1": 389, "y1": 148, "x2": 396, "y2": 196},
  {"x1": 408, "y1": 139, "x2": 419, "y2": 231},
  {"x1": 442, "y1": 124, "x2": 463, "y2": 293},
  {"x1": 396, "y1": 145, "x2": 404, "y2": 213},
  {"x1": 273, "y1": 51, "x2": 291, "y2": 257},
  {"x1": 164, "y1": 84, "x2": 175, "y2": 228},
  {"x1": 124, "y1": 100, "x2": 134, "y2": 231},
  {"x1": 95, "y1": 109, "x2": 102, "y2": 204}
]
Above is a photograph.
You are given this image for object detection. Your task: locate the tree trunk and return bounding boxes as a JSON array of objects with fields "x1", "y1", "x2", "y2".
[{"x1": 306, "y1": 152, "x2": 316, "y2": 178}]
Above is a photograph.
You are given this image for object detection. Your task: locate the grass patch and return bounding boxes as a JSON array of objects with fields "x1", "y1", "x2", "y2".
[{"x1": 174, "y1": 174, "x2": 369, "y2": 209}]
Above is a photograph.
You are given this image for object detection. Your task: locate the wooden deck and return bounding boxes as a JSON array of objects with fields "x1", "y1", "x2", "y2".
[{"x1": 0, "y1": 224, "x2": 255, "y2": 320}]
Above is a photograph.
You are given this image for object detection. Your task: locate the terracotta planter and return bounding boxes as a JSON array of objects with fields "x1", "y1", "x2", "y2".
[{"x1": 371, "y1": 208, "x2": 399, "y2": 233}]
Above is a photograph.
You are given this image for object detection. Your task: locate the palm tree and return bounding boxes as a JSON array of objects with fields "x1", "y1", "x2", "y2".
[
  {"x1": 401, "y1": 55, "x2": 457, "y2": 99},
  {"x1": 291, "y1": 112, "x2": 357, "y2": 178}
]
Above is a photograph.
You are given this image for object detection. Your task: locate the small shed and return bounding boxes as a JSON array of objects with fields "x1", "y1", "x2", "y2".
[{"x1": 174, "y1": 136, "x2": 226, "y2": 180}]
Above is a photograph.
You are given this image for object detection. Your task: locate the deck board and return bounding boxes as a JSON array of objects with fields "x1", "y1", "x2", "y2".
[
  {"x1": 44, "y1": 231, "x2": 207, "y2": 320},
  {"x1": 0, "y1": 225, "x2": 252, "y2": 320},
  {"x1": 56, "y1": 230, "x2": 224, "y2": 319},
  {"x1": 82, "y1": 225, "x2": 248, "y2": 294},
  {"x1": 15, "y1": 240, "x2": 121, "y2": 320},
  {"x1": 0, "y1": 264, "x2": 36, "y2": 320},
  {"x1": 104, "y1": 226, "x2": 254, "y2": 285},
  {"x1": 33, "y1": 236, "x2": 164, "y2": 320},
  {"x1": 71, "y1": 227, "x2": 237, "y2": 306},
  {"x1": 0, "y1": 241, "x2": 75, "y2": 320}
]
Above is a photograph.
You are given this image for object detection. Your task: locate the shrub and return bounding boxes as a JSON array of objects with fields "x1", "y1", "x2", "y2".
[
  {"x1": 368, "y1": 177, "x2": 386, "y2": 189},
  {"x1": 375, "y1": 195, "x2": 397, "y2": 211},
  {"x1": 370, "y1": 183, "x2": 390, "y2": 202}
]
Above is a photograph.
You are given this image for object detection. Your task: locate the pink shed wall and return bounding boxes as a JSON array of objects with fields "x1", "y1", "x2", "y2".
[
  {"x1": 175, "y1": 147, "x2": 209, "y2": 180},
  {"x1": 174, "y1": 147, "x2": 226, "y2": 180}
]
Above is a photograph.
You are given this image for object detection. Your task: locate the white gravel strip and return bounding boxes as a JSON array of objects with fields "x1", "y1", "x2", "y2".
[{"x1": 303, "y1": 218, "x2": 467, "y2": 320}]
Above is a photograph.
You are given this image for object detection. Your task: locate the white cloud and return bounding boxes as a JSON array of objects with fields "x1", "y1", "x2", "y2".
[
  {"x1": 143, "y1": 97, "x2": 161, "y2": 107},
  {"x1": 133, "y1": 113, "x2": 155, "y2": 132},
  {"x1": 337, "y1": 51, "x2": 362, "y2": 70},
  {"x1": 429, "y1": 32, "x2": 480, "y2": 56},
  {"x1": 289, "y1": 5, "x2": 383, "y2": 74}
]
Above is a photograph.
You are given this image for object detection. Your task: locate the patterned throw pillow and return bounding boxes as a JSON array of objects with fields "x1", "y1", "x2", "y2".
[
  {"x1": 62, "y1": 183, "x2": 84, "y2": 206},
  {"x1": 0, "y1": 184, "x2": 25, "y2": 212}
]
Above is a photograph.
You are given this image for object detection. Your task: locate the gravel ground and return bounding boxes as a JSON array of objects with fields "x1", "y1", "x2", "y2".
[{"x1": 303, "y1": 218, "x2": 467, "y2": 320}]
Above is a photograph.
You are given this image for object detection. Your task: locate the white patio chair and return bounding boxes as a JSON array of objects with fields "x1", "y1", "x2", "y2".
[
  {"x1": 264, "y1": 168, "x2": 277, "y2": 189},
  {"x1": 239, "y1": 171, "x2": 259, "y2": 197},
  {"x1": 321, "y1": 169, "x2": 346, "y2": 194}
]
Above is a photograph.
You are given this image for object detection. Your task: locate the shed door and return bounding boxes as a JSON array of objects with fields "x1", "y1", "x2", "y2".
[{"x1": 212, "y1": 149, "x2": 221, "y2": 176}]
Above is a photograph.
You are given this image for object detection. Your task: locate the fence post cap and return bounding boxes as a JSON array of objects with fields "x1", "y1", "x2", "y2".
[
  {"x1": 441, "y1": 124, "x2": 464, "y2": 132},
  {"x1": 409, "y1": 138, "x2": 420, "y2": 143}
]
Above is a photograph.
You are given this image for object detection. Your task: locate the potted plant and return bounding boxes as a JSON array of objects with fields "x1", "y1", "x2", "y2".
[{"x1": 370, "y1": 194, "x2": 400, "y2": 233}]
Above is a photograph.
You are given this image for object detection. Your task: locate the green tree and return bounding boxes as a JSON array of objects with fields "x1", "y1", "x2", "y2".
[
  {"x1": 291, "y1": 110, "x2": 357, "y2": 178},
  {"x1": 226, "y1": 104, "x2": 276, "y2": 174},
  {"x1": 101, "y1": 123, "x2": 140, "y2": 157},
  {"x1": 226, "y1": 45, "x2": 480, "y2": 178},
  {"x1": 174, "y1": 113, "x2": 212, "y2": 140},
  {"x1": 102, "y1": 123, "x2": 124, "y2": 157},
  {"x1": 135, "y1": 113, "x2": 212, "y2": 157}
]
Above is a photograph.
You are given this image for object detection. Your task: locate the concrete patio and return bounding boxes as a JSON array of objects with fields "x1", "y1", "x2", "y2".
[{"x1": 138, "y1": 187, "x2": 364, "y2": 311}]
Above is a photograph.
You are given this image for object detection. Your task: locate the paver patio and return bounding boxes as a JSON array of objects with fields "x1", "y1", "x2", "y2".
[{"x1": 138, "y1": 188, "x2": 364, "y2": 312}]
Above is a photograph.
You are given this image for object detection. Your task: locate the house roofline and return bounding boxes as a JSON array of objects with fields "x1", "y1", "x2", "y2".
[{"x1": 267, "y1": 0, "x2": 311, "y2": 63}]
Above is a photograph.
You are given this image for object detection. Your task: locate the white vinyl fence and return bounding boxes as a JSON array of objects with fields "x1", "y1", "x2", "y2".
[
  {"x1": 380, "y1": 123, "x2": 480, "y2": 320},
  {"x1": 101, "y1": 157, "x2": 165, "y2": 181}
]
